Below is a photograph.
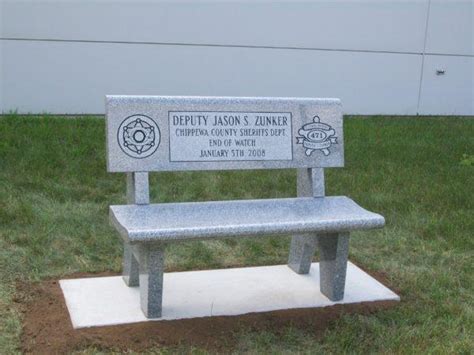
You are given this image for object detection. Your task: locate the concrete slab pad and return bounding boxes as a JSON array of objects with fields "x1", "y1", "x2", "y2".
[{"x1": 60, "y1": 262, "x2": 399, "y2": 329}]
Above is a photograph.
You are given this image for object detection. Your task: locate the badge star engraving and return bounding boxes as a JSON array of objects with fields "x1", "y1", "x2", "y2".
[
  {"x1": 296, "y1": 116, "x2": 337, "y2": 156},
  {"x1": 118, "y1": 115, "x2": 160, "y2": 159}
]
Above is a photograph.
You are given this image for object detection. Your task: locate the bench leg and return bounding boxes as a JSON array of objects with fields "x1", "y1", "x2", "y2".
[
  {"x1": 288, "y1": 235, "x2": 319, "y2": 274},
  {"x1": 319, "y1": 232, "x2": 350, "y2": 301},
  {"x1": 138, "y1": 244, "x2": 165, "y2": 318},
  {"x1": 123, "y1": 242, "x2": 139, "y2": 287}
]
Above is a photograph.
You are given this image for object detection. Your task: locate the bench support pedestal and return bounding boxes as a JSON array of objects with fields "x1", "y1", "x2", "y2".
[
  {"x1": 122, "y1": 242, "x2": 139, "y2": 287},
  {"x1": 122, "y1": 242, "x2": 166, "y2": 318},
  {"x1": 123, "y1": 232, "x2": 351, "y2": 317},
  {"x1": 288, "y1": 235, "x2": 319, "y2": 274},
  {"x1": 288, "y1": 232, "x2": 350, "y2": 301},
  {"x1": 319, "y1": 232, "x2": 350, "y2": 301},
  {"x1": 138, "y1": 244, "x2": 165, "y2": 318}
]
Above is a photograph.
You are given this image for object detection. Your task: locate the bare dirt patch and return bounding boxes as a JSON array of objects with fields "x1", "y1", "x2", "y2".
[{"x1": 18, "y1": 269, "x2": 399, "y2": 354}]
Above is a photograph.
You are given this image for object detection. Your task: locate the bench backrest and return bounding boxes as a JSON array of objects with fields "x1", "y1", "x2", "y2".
[
  {"x1": 106, "y1": 95, "x2": 344, "y2": 204},
  {"x1": 106, "y1": 96, "x2": 343, "y2": 172}
]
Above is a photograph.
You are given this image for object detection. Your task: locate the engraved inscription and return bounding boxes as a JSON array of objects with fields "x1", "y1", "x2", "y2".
[{"x1": 169, "y1": 111, "x2": 293, "y2": 162}]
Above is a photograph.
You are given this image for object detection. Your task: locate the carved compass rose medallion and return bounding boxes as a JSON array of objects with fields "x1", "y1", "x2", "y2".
[
  {"x1": 296, "y1": 116, "x2": 337, "y2": 156},
  {"x1": 117, "y1": 114, "x2": 160, "y2": 158}
]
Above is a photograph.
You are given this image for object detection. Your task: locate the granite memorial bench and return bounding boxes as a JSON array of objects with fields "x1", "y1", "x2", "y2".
[{"x1": 106, "y1": 95, "x2": 385, "y2": 318}]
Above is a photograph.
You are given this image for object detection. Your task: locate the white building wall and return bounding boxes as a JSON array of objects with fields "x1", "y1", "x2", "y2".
[{"x1": 0, "y1": 0, "x2": 472, "y2": 115}]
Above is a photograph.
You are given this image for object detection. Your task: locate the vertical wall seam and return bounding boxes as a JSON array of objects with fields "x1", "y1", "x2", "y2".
[{"x1": 417, "y1": 0, "x2": 432, "y2": 114}]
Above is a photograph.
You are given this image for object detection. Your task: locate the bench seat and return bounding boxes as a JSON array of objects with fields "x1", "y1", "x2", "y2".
[{"x1": 110, "y1": 196, "x2": 385, "y2": 243}]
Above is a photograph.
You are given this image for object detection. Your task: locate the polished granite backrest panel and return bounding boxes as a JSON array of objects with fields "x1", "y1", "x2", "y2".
[{"x1": 106, "y1": 96, "x2": 344, "y2": 172}]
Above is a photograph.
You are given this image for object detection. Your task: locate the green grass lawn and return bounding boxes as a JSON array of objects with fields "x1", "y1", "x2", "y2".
[{"x1": 0, "y1": 114, "x2": 473, "y2": 353}]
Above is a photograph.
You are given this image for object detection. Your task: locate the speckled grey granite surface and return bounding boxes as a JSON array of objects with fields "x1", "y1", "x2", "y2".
[
  {"x1": 138, "y1": 244, "x2": 165, "y2": 318},
  {"x1": 110, "y1": 196, "x2": 385, "y2": 243},
  {"x1": 319, "y1": 233, "x2": 350, "y2": 301},
  {"x1": 106, "y1": 96, "x2": 386, "y2": 318},
  {"x1": 288, "y1": 235, "x2": 319, "y2": 274},
  {"x1": 288, "y1": 168, "x2": 326, "y2": 273},
  {"x1": 106, "y1": 96, "x2": 343, "y2": 172},
  {"x1": 122, "y1": 241, "x2": 139, "y2": 287},
  {"x1": 126, "y1": 172, "x2": 149, "y2": 205}
]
